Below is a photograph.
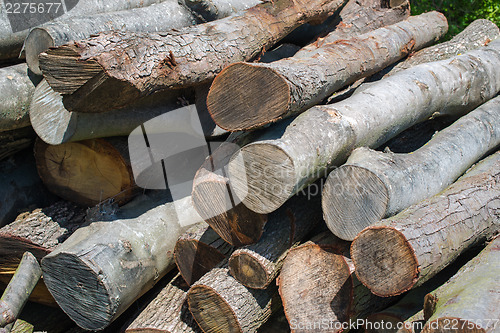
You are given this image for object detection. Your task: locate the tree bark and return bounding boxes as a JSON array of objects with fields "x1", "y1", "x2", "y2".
[
  {"x1": 421, "y1": 236, "x2": 500, "y2": 333},
  {"x1": 207, "y1": 12, "x2": 447, "y2": 131},
  {"x1": 0, "y1": 253, "x2": 41, "y2": 327},
  {"x1": 375, "y1": 19, "x2": 500, "y2": 79},
  {"x1": 41, "y1": 193, "x2": 204, "y2": 331},
  {"x1": 227, "y1": 39, "x2": 500, "y2": 215},
  {"x1": 184, "y1": 0, "x2": 261, "y2": 22},
  {"x1": 350, "y1": 150, "x2": 500, "y2": 297},
  {"x1": 278, "y1": 232, "x2": 395, "y2": 333},
  {"x1": 0, "y1": 128, "x2": 36, "y2": 162},
  {"x1": 323, "y1": 95, "x2": 500, "y2": 241},
  {"x1": 34, "y1": 137, "x2": 137, "y2": 206},
  {"x1": 174, "y1": 222, "x2": 234, "y2": 286},
  {"x1": 125, "y1": 273, "x2": 201, "y2": 333},
  {"x1": 39, "y1": 0, "x2": 347, "y2": 113},
  {"x1": 0, "y1": 0, "x2": 164, "y2": 63},
  {"x1": 187, "y1": 266, "x2": 279, "y2": 333},
  {"x1": 228, "y1": 191, "x2": 323, "y2": 289},
  {"x1": 0, "y1": 63, "x2": 38, "y2": 132}
]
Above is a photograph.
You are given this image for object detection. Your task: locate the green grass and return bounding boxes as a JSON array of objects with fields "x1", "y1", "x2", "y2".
[{"x1": 410, "y1": 0, "x2": 500, "y2": 39}]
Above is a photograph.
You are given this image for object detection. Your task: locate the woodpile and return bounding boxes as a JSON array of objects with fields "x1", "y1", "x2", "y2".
[{"x1": 0, "y1": 1, "x2": 499, "y2": 332}]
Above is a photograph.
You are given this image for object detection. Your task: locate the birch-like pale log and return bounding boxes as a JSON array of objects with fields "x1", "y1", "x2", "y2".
[
  {"x1": 0, "y1": 0, "x2": 163, "y2": 63},
  {"x1": 421, "y1": 236, "x2": 500, "y2": 333},
  {"x1": 39, "y1": 0, "x2": 347, "y2": 113},
  {"x1": 227, "y1": 39, "x2": 500, "y2": 215},
  {"x1": 323, "y1": 95, "x2": 500, "y2": 241},
  {"x1": 350, "y1": 151, "x2": 500, "y2": 297},
  {"x1": 184, "y1": 0, "x2": 261, "y2": 22},
  {"x1": 207, "y1": 12, "x2": 447, "y2": 131},
  {"x1": 41, "y1": 194, "x2": 203, "y2": 330}
]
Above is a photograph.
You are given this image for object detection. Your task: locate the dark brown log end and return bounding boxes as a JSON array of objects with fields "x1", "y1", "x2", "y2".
[
  {"x1": 41, "y1": 253, "x2": 112, "y2": 331},
  {"x1": 364, "y1": 313, "x2": 412, "y2": 333},
  {"x1": 25, "y1": 28, "x2": 55, "y2": 76},
  {"x1": 34, "y1": 139, "x2": 134, "y2": 206},
  {"x1": 351, "y1": 227, "x2": 419, "y2": 297},
  {"x1": 174, "y1": 240, "x2": 226, "y2": 286},
  {"x1": 207, "y1": 63, "x2": 290, "y2": 131},
  {"x1": 322, "y1": 165, "x2": 389, "y2": 241},
  {"x1": 422, "y1": 318, "x2": 485, "y2": 333},
  {"x1": 278, "y1": 243, "x2": 353, "y2": 332},
  {"x1": 228, "y1": 143, "x2": 295, "y2": 214},
  {"x1": 228, "y1": 251, "x2": 268, "y2": 289},
  {"x1": 187, "y1": 285, "x2": 241, "y2": 333}
]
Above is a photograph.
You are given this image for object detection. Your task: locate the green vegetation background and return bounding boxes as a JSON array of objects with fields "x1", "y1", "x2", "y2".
[{"x1": 410, "y1": 0, "x2": 499, "y2": 39}]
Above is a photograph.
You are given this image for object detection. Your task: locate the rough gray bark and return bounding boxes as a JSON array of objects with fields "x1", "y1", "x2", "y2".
[
  {"x1": 0, "y1": 151, "x2": 55, "y2": 227},
  {"x1": 0, "y1": 253, "x2": 41, "y2": 327},
  {"x1": 125, "y1": 273, "x2": 201, "y2": 333},
  {"x1": 421, "y1": 236, "x2": 500, "y2": 333},
  {"x1": 227, "y1": 39, "x2": 500, "y2": 215},
  {"x1": 0, "y1": 63, "x2": 37, "y2": 132},
  {"x1": 323, "y1": 95, "x2": 500, "y2": 241},
  {"x1": 187, "y1": 266, "x2": 278, "y2": 333},
  {"x1": 174, "y1": 222, "x2": 234, "y2": 286},
  {"x1": 39, "y1": 0, "x2": 347, "y2": 113},
  {"x1": 228, "y1": 192, "x2": 323, "y2": 289},
  {"x1": 0, "y1": 0, "x2": 164, "y2": 63},
  {"x1": 0, "y1": 127, "x2": 36, "y2": 162},
  {"x1": 42, "y1": 194, "x2": 203, "y2": 331},
  {"x1": 207, "y1": 12, "x2": 447, "y2": 131},
  {"x1": 184, "y1": 0, "x2": 261, "y2": 22},
  {"x1": 351, "y1": 151, "x2": 500, "y2": 297},
  {"x1": 278, "y1": 232, "x2": 395, "y2": 333}
]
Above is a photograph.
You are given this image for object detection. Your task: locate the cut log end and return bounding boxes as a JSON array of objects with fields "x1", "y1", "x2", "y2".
[
  {"x1": 228, "y1": 143, "x2": 294, "y2": 214},
  {"x1": 322, "y1": 165, "x2": 389, "y2": 241},
  {"x1": 34, "y1": 139, "x2": 134, "y2": 206},
  {"x1": 41, "y1": 253, "x2": 112, "y2": 331},
  {"x1": 228, "y1": 251, "x2": 268, "y2": 289},
  {"x1": 364, "y1": 313, "x2": 413, "y2": 333},
  {"x1": 25, "y1": 28, "x2": 55, "y2": 76},
  {"x1": 188, "y1": 285, "x2": 240, "y2": 333},
  {"x1": 422, "y1": 318, "x2": 485, "y2": 333},
  {"x1": 351, "y1": 227, "x2": 419, "y2": 297},
  {"x1": 207, "y1": 63, "x2": 290, "y2": 131}
]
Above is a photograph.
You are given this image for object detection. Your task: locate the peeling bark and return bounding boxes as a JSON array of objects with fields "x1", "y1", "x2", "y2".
[
  {"x1": 351, "y1": 151, "x2": 500, "y2": 297},
  {"x1": 227, "y1": 39, "x2": 500, "y2": 215},
  {"x1": 39, "y1": 0, "x2": 347, "y2": 113},
  {"x1": 207, "y1": 12, "x2": 447, "y2": 131}
]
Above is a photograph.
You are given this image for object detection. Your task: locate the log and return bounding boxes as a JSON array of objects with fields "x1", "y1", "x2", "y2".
[
  {"x1": 0, "y1": 201, "x2": 87, "y2": 307},
  {"x1": 0, "y1": 127, "x2": 36, "y2": 162},
  {"x1": 421, "y1": 236, "x2": 500, "y2": 333},
  {"x1": 41, "y1": 193, "x2": 203, "y2": 330},
  {"x1": 125, "y1": 273, "x2": 201, "y2": 333},
  {"x1": 0, "y1": 151, "x2": 55, "y2": 227},
  {"x1": 228, "y1": 191, "x2": 323, "y2": 289},
  {"x1": 350, "y1": 150, "x2": 500, "y2": 297},
  {"x1": 0, "y1": 0, "x2": 164, "y2": 63},
  {"x1": 187, "y1": 266, "x2": 279, "y2": 333},
  {"x1": 184, "y1": 0, "x2": 261, "y2": 22},
  {"x1": 0, "y1": 63, "x2": 38, "y2": 132},
  {"x1": 376, "y1": 19, "x2": 500, "y2": 79},
  {"x1": 39, "y1": 0, "x2": 347, "y2": 113},
  {"x1": 0, "y1": 253, "x2": 41, "y2": 328},
  {"x1": 226, "y1": 38, "x2": 500, "y2": 215},
  {"x1": 278, "y1": 232, "x2": 395, "y2": 333},
  {"x1": 4, "y1": 319, "x2": 33, "y2": 333},
  {"x1": 207, "y1": 12, "x2": 447, "y2": 131},
  {"x1": 175, "y1": 223, "x2": 234, "y2": 286},
  {"x1": 34, "y1": 137, "x2": 137, "y2": 206},
  {"x1": 323, "y1": 94, "x2": 500, "y2": 241}
]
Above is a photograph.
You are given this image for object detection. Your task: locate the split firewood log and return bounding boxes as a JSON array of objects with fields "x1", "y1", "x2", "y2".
[
  {"x1": 228, "y1": 192, "x2": 323, "y2": 289},
  {"x1": 41, "y1": 193, "x2": 203, "y2": 330},
  {"x1": 39, "y1": 0, "x2": 347, "y2": 113},
  {"x1": 175, "y1": 223, "x2": 234, "y2": 286},
  {"x1": 421, "y1": 236, "x2": 500, "y2": 333},
  {"x1": 278, "y1": 232, "x2": 395, "y2": 333},
  {"x1": 226, "y1": 39, "x2": 500, "y2": 215},
  {"x1": 187, "y1": 266, "x2": 279, "y2": 333},
  {"x1": 323, "y1": 95, "x2": 500, "y2": 240},
  {"x1": 0, "y1": 253, "x2": 41, "y2": 329},
  {"x1": 207, "y1": 12, "x2": 447, "y2": 131},
  {"x1": 0, "y1": 0, "x2": 164, "y2": 63},
  {"x1": 351, "y1": 151, "x2": 500, "y2": 297}
]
